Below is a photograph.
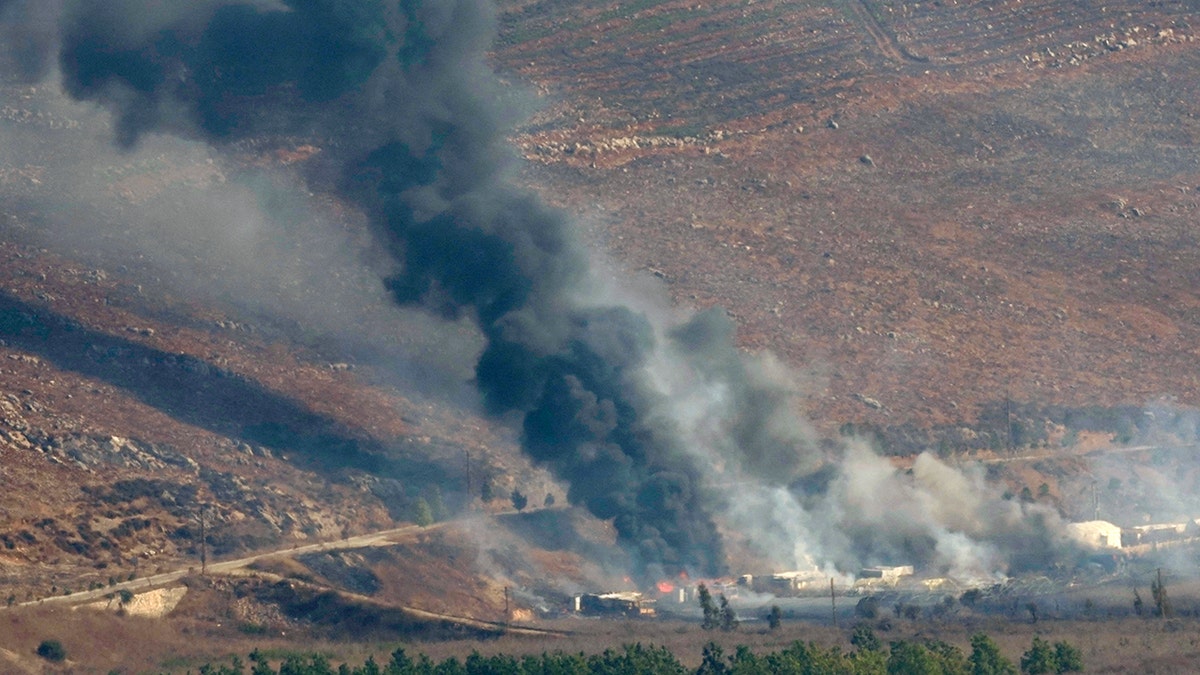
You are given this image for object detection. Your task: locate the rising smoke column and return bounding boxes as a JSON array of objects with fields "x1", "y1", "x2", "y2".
[
  {"x1": 0, "y1": 0, "x2": 59, "y2": 81},
  {"x1": 0, "y1": 0, "x2": 1082, "y2": 584},
  {"x1": 2, "y1": 0, "x2": 725, "y2": 580}
]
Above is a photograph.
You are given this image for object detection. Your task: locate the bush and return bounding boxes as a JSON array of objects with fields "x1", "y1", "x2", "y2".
[
  {"x1": 969, "y1": 633, "x2": 1016, "y2": 675},
  {"x1": 411, "y1": 498, "x2": 434, "y2": 527},
  {"x1": 1020, "y1": 636, "x2": 1057, "y2": 674},
  {"x1": 36, "y1": 639, "x2": 66, "y2": 662},
  {"x1": 851, "y1": 623, "x2": 881, "y2": 652},
  {"x1": 856, "y1": 595, "x2": 881, "y2": 619},
  {"x1": 1053, "y1": 641, "x2": 1083, "y2": 673},
  {"x1": 766, "y1": 605, "x2": 783, "y2": 631}
]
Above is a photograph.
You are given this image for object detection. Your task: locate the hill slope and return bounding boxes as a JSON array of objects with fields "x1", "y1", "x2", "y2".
[
  {"x1": 495, "y1": 0, "x2": 1200, "y2": 441},
  {"x1": 0, "y1": 0, "x2": 1199, "y2": 613}
]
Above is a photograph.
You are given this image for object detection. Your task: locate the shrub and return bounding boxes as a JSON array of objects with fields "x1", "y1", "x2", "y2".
[
  {"x1": 1053, "y1": 641, "x2": 1083, "y2": 673},
  {"x1": 411, "y1": 498, "x2": 433, "y2": 527},
  {"x1": 1020, "y1": 636, "x2": 1057, "y2": 675},
  {"x1": 851, "y1": 623, "x2": 882, "y2": 652},
  {"x1": 36, "y1": 639, "x2": 66, "y2": 662},
  {"x1": 766, "y1": 605, "x2": 783, "y2": 631},
  {"x1": 856, "y1": 595, "x2": 881, "y2": 619},
  {"x1": 969, "y1": 633, "x2": 1016, "y2": 675}
]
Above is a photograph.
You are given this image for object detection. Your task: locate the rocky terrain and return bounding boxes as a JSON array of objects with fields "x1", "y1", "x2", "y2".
[
  {"x1": 0, "y1": 4, "x2": 1198, "y2": 669},
  {"x1": 0, "y1": 232, "x2": 558, "y2": 597},
  {"x1": 496, "y1": 0, "x2": 1200, "y2": 445}
]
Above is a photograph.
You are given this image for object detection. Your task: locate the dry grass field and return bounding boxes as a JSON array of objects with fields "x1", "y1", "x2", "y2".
[{"x1": 6, "y1": 596, "x2": 1200, "y2": 673}]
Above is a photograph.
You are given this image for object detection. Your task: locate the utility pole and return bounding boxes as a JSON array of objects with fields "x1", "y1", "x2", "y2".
[
  {"x1": 198, "y1": 503, "x2": 208, "y2": 576},
  {"x1": 830, "y1": 578, "x2": 837, "y2": 627},
  {"x1": 504, "y1": 585, "x2": 510, "y2": 623},
  {"x1": 464, "y1": 449, "x2": 472, "y2": 508},
  {"x1": 1006, "y1": 388, "x2": 1014, "y2": 453}
]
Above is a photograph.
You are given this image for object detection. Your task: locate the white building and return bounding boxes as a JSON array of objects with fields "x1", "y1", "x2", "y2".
[{"x1": 1065, "y1": 520, "x2": 1122, "y2": 550}]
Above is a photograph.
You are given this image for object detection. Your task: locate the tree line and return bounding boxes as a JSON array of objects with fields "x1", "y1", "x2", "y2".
[{"x1": 167, "y1": 630, "x2": 1082, "y2": 675}]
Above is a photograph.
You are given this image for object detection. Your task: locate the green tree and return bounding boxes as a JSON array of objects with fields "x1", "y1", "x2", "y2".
[
  {"x1": 697, "y1": 642, "x2": 729, "y2": 675},
  {"x1": 590, "y1": 644, "x2": 685, "y2": 674},
  {"x1": 1152, "y1": 572, "x2": 1173, "y2": 618},
  {"x1": 729, "y1": 644, "x2": 769, "y2": 675},
  {"x1": 852, "y1": 648, "x2": 889, "y2": 675},
  {"x1": 888, "y1": 641, "x2": 936, "y2": 675},
  {"x1": 427, "y1": 486, "x2": 448, "y2": 522},
  {"x1": 36, "y1": 639, "x2": 66, "y2": 663},
  {"x1": 544, "y1": 493, "x2": 555, "y2": 507},
  {"x1": 411, "y1": 498, "x2": 434, "y2": 527},
  {"x1": 698, "y1": 584, "x2": 719, "y2": 630},
  {"x1": 927, "y1": 640, "x2": 969, "y2": 675},
  {"x1": 852, "y1": 623, "x2": 882, "y2": 652},
  {"x1": 510, "y1": 489, "x2": 528, "y2": 511},
  {"x1": 1052, "y1": 641, "x2": 1083, "y2": 673},
  {"x1": 1020, "y1": 637, "x2": 1058, "y2": 675},
  {"x1": 480, "y1": 477, "x2": 494, "y2": 503},
  {"x1": 719, "y1": 593, "x2": 738, "y2": 631},
  {"x1": 969, "y1": 633, "x2": 1016, "y2": 675},
  {"x1": 888, "y1": 640, "x2": 968, "y2": 675},
  {"x1": 766, "y1": 604, "x2": 783, "y2": 631}
]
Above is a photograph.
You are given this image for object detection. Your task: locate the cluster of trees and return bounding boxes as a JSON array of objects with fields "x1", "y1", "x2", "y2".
[
  {"x1": 172, "y1": 631, "x2": 1082, "y2": 675},
  {"x1": 697, "y1": 584, "x2": 737, "y2": 631}
]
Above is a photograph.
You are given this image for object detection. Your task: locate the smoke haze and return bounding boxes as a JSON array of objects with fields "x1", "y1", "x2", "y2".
[{"x1": 0, "y1": 0, "x2": 1080, "y2": 583}]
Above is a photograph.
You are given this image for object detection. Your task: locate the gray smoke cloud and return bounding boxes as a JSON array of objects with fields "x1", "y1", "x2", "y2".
[{"x1": 0, "y1": 0, "x2": 1079, "y2": 584}]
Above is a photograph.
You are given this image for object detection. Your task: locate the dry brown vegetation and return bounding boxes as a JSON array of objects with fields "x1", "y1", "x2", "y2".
[
  {"x1": 496, "y1": 0, "x2": 1200, "y2": 436},
  {"x1": 1, "y1": 0, "x2": 1200, "y2": 671},
  {"x1": 8, "y1": 594, "x2": 1200, "y2": 673}
]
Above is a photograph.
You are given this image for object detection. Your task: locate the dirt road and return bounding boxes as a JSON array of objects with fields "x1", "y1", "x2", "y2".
[{"x1": 16, "y1": 520, "x2": 437, "y2": 608}]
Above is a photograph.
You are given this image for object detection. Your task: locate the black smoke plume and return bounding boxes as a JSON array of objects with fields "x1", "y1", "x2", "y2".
[
  {"x1": 2, "y1": 0, "x2": 727, "y2": 580},
  {"x1": 0, "y1": 0, "x2": 1083, "y2": 585}
]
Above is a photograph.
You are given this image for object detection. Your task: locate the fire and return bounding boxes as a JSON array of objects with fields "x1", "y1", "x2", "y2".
[{"x1": 656, "y1": 580, "x2": 675, "y2": 594}]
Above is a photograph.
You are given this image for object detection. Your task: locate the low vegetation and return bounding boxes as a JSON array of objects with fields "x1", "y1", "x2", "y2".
[
  {"x1": 36, "y1": 638, "x2": 66, "y2": 662},
  {"x1": 176, "y1": 630, "x2": 1080, "y2": 675}
]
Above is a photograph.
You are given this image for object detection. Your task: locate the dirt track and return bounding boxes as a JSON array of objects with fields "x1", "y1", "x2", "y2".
[{"x1": 13, "y1": 521, "x2": 436, "y2": 609}]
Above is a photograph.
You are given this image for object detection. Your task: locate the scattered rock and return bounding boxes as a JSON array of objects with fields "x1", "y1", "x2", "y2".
[{"x1": 853, "y1": 393, "x2": 883, "y2": 410}]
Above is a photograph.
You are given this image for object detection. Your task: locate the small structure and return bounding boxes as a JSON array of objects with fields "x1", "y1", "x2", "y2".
[
  {"x1": 1122, "y1": 522, "x2": 1189, "y2": 547},
  {"x1": 1065, "y1": 520, "x2": 1122, "y2": 550},
  {"x1": 920, "y1": 577, "x2": 957, "y2": 591},
  {"x1": 754, "y1": 570, "x2": 825, "y2": 595},
  {"x1": 857, "y1": 565, "x2": 915, "y2": 585},
  {"x1": 574, "y1": 592, "x2": 653, "y2": 617}
]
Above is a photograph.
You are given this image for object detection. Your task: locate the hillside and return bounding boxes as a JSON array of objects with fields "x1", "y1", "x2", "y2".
[
  {"x1": 495, "y1": 0, "x2": 1200, "y2": 442},
  {"x1": 0, "y1": 2, "x2": 1198, "y2": 663}
]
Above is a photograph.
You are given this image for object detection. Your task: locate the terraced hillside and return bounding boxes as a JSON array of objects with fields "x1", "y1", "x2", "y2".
[{"x1": 495, "y1": 0, "x2": 1200, "y2": 443}]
